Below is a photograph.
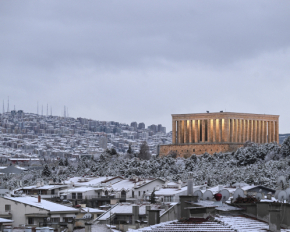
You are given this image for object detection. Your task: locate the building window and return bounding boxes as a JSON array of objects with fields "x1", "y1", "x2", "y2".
[
  {"x1": 132, "y1": 191, "x2": 134, "y2": 198},
  {"x1": 51, "y1": 218, "x2": 60, "y2": 223},
  {"x1": 5, "y1": 205, "x2": 10, "y2": 212},
  {"x1": 138, "y1": 191, "x2": 140, "y2": 197},
  {"x1": 193, "y1": 149, "x2": 195, "y2": 152},
  {"x1": 28, "y1": 218, "x2": 34, "y2": 225},
  {"x1": 72, "y1": 193, "x2": 76, "y2": 199},
  {"x1": 77, "y1": 193, "x2": 82, "y2": 199},
  {"x1": 51, "y1": 189, "x2": 55, "y2": 195}
]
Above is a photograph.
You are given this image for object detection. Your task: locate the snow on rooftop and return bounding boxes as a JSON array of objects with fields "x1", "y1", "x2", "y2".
[
  {"x1": 22, "y1": 185, "x2": 67, "y2": 190},
  {"x1": 155, "y1": 186, "x2": 187, "y2": 196},
  {"x1": 81, "y1": 207, "x2": 105, "y2": 214},
  {"x1": 215, "y1": 215, "x2": 290, "y2": 232},
  {"x1": 60, "y1": 186, "x2": 100, "y2": 193},
  {"x1": 4, "y1": 196, "x2": 78, "y2": 213}
]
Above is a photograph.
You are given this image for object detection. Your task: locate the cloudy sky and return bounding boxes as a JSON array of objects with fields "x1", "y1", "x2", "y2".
[{"x1": 1, "y1": 1, "x2": 290, "y2": 132}]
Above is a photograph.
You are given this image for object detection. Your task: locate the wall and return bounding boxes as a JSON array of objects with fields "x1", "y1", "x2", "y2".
[
  {"x1": 160, "y1": 143, "x2": 243, "y2": 157},
  {"x1": 134, "y1": 179, "x2": 165, "y2": 199},
  {"x1": 160, "y1": 204, "x2": 178, "y2": 222}
]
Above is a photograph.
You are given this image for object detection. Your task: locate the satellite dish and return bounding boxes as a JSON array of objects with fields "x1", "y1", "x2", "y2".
[
  {"x1": 233, "y1": 188, "x2": 245, "y2": 201},
  {"x1": 82, "y1": 213, "x2": 92, "y2": 219},
  {"x1": 193, "y1": 190, "x2": 203, "y2": 200},
  {"x1": 47, "y1": 217, "x2": 51, "y2": 222},
  {"x1": 203, "y1": 190, "x2": 213, "y2": 201},
  {"x1": 285, "y1": 188, "x2": 290, "y2": 202},
  {"x1": 255, "y1": 193, "x2": 264, "y2": 201},
  {"x1": 277, "y1": 191, "x2": 287, "y2": 202},
  {"x1": 277, "y1": 176, "x2": 287, "y2": 189},
  {"x1": 220, "y1": 189, "x2": 230, "y2": 202}
]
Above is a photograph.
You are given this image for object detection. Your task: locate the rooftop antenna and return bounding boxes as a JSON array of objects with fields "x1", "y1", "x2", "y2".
[
  {"x1": 7, "y1": 96, "x2": 9, "y2": 113},
  {"x1": 64, "y1": 106, "x2": 66, "y2": 118},
  {"x1": 2, "y1": 100, "x2": 4, "y2": 114},
  {"x1": 46, "y1": 104, "x2": 48, "y2": 117},
  {"x1": 50, "y1": 106, "x2": 52, "y2": 116},
  {"x1": 67, "y1": 107, "x2": 69, "y2": 117},
  {"x1": 42, "y1": 105, "x2": 43, "y2": 116},
  {"x1": 37, "y1": 101, "x2": 39, "y2": 115}
]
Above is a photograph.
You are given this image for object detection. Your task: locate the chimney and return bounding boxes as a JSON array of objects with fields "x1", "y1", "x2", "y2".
[
  {"x1": 267, "y1": 192, "x2": 272, "y2": 200},
  {"x1": 164, "y1": 181, "x2": 168, "y2": 188},
  {"x1": 187, "y1": 172, "x2": 193, "y2": 195},
  {"x1": 132, "y1": 205, "x2": 139, "y2": 225},
  {"x1": 38, "y1": 195, "x2": 41, "y2": 203}
]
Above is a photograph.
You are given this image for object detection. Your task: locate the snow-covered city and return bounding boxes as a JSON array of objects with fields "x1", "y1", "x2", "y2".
[{"x1": 1, "y1": 1, "x2": 290, "y2": 231}]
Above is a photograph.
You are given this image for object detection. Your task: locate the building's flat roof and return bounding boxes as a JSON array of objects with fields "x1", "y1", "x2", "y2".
[{"x1": 172, "y1": 112, "x2": 279, "y2": 119}]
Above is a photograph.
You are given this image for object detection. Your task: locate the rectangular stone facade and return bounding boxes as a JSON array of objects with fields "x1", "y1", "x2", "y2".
[{"x1": 160, "y1": 112, "x2": 279, "y2": 157}]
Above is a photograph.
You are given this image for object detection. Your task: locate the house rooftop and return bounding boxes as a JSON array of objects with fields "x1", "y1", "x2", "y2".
[{"x1": 4, "y1": 196, "x2": 78, "y2": 213}]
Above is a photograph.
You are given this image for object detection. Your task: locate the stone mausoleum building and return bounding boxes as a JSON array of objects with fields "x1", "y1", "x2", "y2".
[{"x1": 160, "y1": 112, "x2": 279, "y2": 157}]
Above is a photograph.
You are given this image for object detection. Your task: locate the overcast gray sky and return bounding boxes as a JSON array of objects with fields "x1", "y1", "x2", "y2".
[{"x1": 1, "y1": 1, "x2": 290, "y2": 132}]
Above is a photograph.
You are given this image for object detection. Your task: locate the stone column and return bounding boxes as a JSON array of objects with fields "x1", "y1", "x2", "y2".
[
  {"x1": 234, "y1": 119, "x2": 237, "y2": 142},
  {"x1": 207, "y1": 119, "x2": 211, "y2": 142},
  {"x1": 248, "y1": 120, "x2": 252, "y2": 142},
  {"x1": 269, "y1": 121, "x2": 272, "y2": 143},
  {"x1": 172, "y1": 120, "x2": 176, "y2": 144},
  {"x1": 261, "y1": 121, "x2": 264, "y2": 143},
  {"x1": 213, "y1": 119, "x2": 216, "y2": 143},
  {"x1": 184, "y1": 120, "x2": 187, "y2": 143},
  {"x1": 230, "y1": 119, "x2": 233, "y2": 142},
  {"x1": 245, "y1": 120, "x2": 248, "y2": 142},
  {"x1": 224, "y1": 118, "x2": 229, "y2": 142},
  {"x1": 219, "y1": 119, "x2": 223, "y2": 142},
  {"x1": 178, "y1": 120, "x2": 182, "y2": 144},
  {"x1": 195, "y1": 120, "x2": 199, "y2": 143},
  {"x1": 271, "y1": 121, "x2": 274, "y2": 143},
  {"x1": 188, "y1": 120, "x2": 192, "y2": 143},
  {"x1": 236, "y1": 119, "x2": 240, "y2": 143},
  {"x1": 202, "y1": 120, "x2": 205, "y2": 142},
  {"x1": 257, "y1": 120, "x2": 260, "y2": 143},
  {"x1": 275, "y1": 120, "x2": 279, "y2": 144},
  {"x1": 253, "y1": 120, "x2": 256, "y2": 143},
  {"x1": 241, "y1": 120, "x2": 245, "y2": 143},
  {"x1": 264, "y1": 121, "x2": 268, "y2": 143}
]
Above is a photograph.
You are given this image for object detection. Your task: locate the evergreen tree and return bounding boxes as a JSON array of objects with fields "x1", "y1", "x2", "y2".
[
  {"x1": 150, "y1": 188, "x2": 156, "y2": 204},
  {"x1": 64, "y1": 158, "x2": 69, "y2": 166},
  {"x1": 138, "y1": 141, "x2": 151, "y2": 160},
  {"x1": 127, "y1": 145, "x2": 132, "y2": 154},
  {"x1": 42, "y1": 165, "x2": 51, "y2": 177},
  {"x1": 59, "y1": 159, "x2": 64, "y2": 166}
]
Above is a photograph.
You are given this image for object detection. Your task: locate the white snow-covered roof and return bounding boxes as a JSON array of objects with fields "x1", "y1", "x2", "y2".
[
  {"x1": 215, "y1": 215, "x2": 290, "y2": 231},
  {"x1": 4, "y1": 196, "x2": 78, "y2": 213},
  {"x1": 155, "y1": 186, "x2": 187, "y2": 196},
  {"x1": 109, "y1": 180, "x2": 135, "y2": 191},
  {"x1": 60, "y1": 187, "x2": 100, "y2": 193},
  {"x1": 0, "y1": 218, "x2": 13, "y2": 223},
  {"x1": 22, "y1": 185, "x2": 67, "y2": 190},
  {"x1": 81, "y1": 207, "x2": 105, "y2": 214}
]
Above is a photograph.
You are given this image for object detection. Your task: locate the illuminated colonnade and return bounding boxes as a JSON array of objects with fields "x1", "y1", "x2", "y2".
[{"x1": 172, "y1": 112, "x2": 279, "y2": 145}]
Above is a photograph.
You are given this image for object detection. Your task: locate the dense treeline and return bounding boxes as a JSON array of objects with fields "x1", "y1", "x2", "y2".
[{"x1": 3, "y1": 137, "x2": 290, "y2": 190}]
